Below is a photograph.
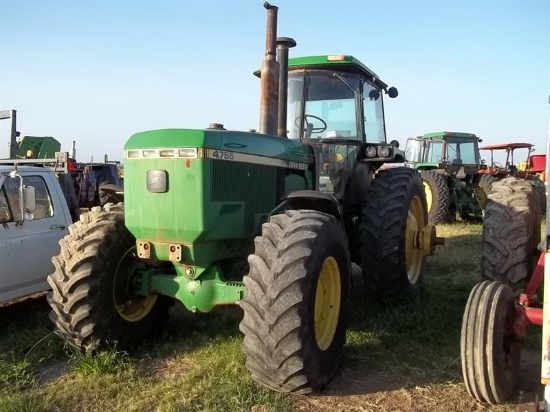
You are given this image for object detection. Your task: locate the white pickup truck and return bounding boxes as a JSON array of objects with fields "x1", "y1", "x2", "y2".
[{"x1": 0, "y1": 155, "x2": 78, "y2": 306}]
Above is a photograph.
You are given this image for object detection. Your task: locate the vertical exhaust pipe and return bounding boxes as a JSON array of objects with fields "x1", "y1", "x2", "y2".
[
  {"x1": 9, "y1": 110, "x2": 17, "y2": 159},
  {"x1": 259, "y1": 2, "x2": 279, "y2": 135},
  {"x1": 276, "y1": 37, "x2": 297, "y2": 138}
]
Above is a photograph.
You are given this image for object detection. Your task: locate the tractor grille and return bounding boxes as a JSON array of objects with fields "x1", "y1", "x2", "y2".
[{"x1": 211, "y1": 160, "x2": 276, "y2": 233}]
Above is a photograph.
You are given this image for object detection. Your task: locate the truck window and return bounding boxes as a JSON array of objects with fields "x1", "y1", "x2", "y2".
[
  {"x1": 2, "y1": 175, "x2": 53, "y2": 222},
  {"x1": 0, "y1": 188, "x2": 10, "y2": 223}
]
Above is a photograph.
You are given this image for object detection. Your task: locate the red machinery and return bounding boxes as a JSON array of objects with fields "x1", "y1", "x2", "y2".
[{"x1": 461, "y1": 110, "x2": 550, "y2": 409}]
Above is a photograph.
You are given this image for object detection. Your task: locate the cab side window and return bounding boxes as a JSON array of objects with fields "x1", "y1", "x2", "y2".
[
  {"x1": 362, "y1": 81, "x2": 386, "y2": 143},
  {"x1": 2, "y1": 178, "x2": 22, "y2": 222},
  {"x1": 24, "y1": 176, "x2": 54, "y2": 220},
  {"x1": 0, "y1": 187, "x2": 11, "y2": 223}
]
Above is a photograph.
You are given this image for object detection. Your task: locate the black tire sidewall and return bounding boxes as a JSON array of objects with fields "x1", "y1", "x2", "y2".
[
  {"x1": 301, "y1": 217, "x2": 350, "y2": 386},
  {"x1": 361, "y1": 168, "x2": 427, "y2": 300},
  {"x1": 83, "y1": 211, "x2": 169, "y2": 350}
]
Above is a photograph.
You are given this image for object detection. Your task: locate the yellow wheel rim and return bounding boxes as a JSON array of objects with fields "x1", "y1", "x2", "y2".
[
  {"x1": 314, "y1": 256, "x2": 341, "y2": 351},
  {"x1": 423, "y1": 181, "x2": 433, "y2": 212},
  {"x1": 114, "y1": 248, "x2": 158, "y2": 322},
  {"x1": 405, "y1": 195, "x2": 424, "y2": 284},
  {"x1": 116, "y1": 294, "x2": 158, "y2": 322}
]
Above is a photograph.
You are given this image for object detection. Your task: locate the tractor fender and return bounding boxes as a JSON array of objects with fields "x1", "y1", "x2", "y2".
[{"x1": 269, "y1": 190, "x2": 343, "y2": 223}]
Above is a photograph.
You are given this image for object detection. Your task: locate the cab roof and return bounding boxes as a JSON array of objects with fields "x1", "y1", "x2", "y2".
[
  {"x1": 254, "y1": 54, "x2": 389, "y2": 89},
  {"x1": 288, "y1": 55, "x2": 388, "y2": 89},
  {"x1": 480, "y1": 143, "x2": 533, "y2": 150},
  {"x1": 416, "y1": 131, "x2": 479, "y2": 140}
]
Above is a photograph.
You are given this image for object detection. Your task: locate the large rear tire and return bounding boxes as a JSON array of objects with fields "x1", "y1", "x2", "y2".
[
  {"x1": 481, "y1": 177, "x2": 540, "y2": 291},
  {"x1": 527, "y1": 174, "x2": 546, "y2": 216},
  {"x1": 239, "y1": 210, "x2": 350, "y2": 394},
  {"x1": 420, "y1": 170, "x2": 450, "y2": 224},
  {"x1": 475, "y1": 174, "x2": 497, "y2": 210},
  {"x1": 460, "y1": 280, "x2": 520, "y2": 404},
  {"x1": 361, "y1": 168, "x2": 428, "y2": 300},
  {"x1": 47, "y1": 203, "x2": 171, "y2": 353}
]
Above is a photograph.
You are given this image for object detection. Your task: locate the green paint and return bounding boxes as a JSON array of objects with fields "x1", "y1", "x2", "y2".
[
  {"x1": 419, "y1": 131, "x2": 478, "y2": 140},
  {"x1": 121, "y1": 54, "x2": 393, "y2": 313},
  {"x1": 16, "y1": 136, "x2": 61, "y2": 159}
]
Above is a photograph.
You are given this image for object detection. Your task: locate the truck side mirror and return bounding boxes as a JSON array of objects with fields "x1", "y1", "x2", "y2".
[
  {"x1": 387, "y1": 87, "x2": 398, "y2": 98},
  {"x1": 23, "y1": 186, "x2": 36, "y2": 212},
  {"x1": 390, "y1": 139, "x2": 400, "y2": 148}
]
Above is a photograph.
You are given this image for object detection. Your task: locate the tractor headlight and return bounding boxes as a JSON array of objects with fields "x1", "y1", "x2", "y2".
[
  {"x1": 365, "y1": 146, "x2": 377, "y2": 158},
  {"x1": 378, "y1": 146, "x2": 391, "y2": 158}
]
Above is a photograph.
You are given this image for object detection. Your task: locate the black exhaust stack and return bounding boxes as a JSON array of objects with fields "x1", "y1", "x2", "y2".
[
  {"x1": 276, "y1": 37, "x2": 297, "y2": 138},
  {"x1": 259, "y1": 2, "x2": 279, "y2": 135}
]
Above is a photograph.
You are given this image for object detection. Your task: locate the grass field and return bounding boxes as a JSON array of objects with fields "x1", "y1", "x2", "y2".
[{"x1": 0, "y1": 222, "x2": 543, "y2": 411}]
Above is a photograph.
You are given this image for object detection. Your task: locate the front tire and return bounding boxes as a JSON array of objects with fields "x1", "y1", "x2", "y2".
[
  {"x1": 481, "y1": 177, "x2": 540, "y2": 291},
  {"x1": 361, "y1": 168, "x2": 428, "y2": 300},
  {"x1": 460, "y1": 280, "x2": 520, "y2": 404},
  {"x1": 239, "y1": 210, "x2": 350, "y2": 394},
  {"x1": 47, "y1": 203, "x2": 170, "y2": 353}
]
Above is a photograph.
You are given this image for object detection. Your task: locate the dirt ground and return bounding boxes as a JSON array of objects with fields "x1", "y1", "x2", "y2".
[{"x1": 294, "y1": 345, "x2": 543, "y2": 412}]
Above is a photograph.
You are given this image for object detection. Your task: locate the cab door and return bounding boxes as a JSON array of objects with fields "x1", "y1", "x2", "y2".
[{"x1": 0, "y1": 172, "x2": 69, "y2": 304}]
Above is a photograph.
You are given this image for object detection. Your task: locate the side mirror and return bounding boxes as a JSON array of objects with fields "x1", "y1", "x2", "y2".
[
  {"x1": 387, "y1": 87, "x2": 398, "y2": 98},
  {"x1": 23, "y1": 186, "x2": 36, "y2": 212},
  {"x1": 368, "y1": 90, "x2": 380, "y2": 101},
  {"x1": 390, "y1": 139, "x2": 400, "y2": 148}
]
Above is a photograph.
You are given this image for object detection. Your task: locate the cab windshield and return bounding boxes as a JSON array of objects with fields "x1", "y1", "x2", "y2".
[
  {"x1": 404, "y1": 139, "x2": 423, "y2": 163},
  {"x1": 287, "y1": 70, "x2": 361, "y2": 140},
  {"x1": 445, "y1": 138, "x2": 479, "y2": 165}
]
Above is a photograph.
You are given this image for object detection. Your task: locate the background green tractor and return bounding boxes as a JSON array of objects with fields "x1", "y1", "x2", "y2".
[
  {"x1": 47, "y1": 3, "x2": 443, "y2": 394},
  {"x1": 404, "y1": 131, "x2": 496, "y2": 224}
]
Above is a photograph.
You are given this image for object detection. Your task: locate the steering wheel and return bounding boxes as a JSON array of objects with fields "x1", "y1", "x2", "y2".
[
  {"x1": 491, "y1": 162, "x2": 504, "y2": 169},
  {"x1": 296, "y1": 114, "x2": 328, "y2": 137}
]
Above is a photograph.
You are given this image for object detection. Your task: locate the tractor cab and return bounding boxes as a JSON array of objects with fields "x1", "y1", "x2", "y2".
[
  {"x1": 405, "y1": 131, "x2": 482, "y2": 177},
  {"x1": 285, "y1": 55, "x2": 401, "y2": 198},
  {"x1": 479, "y1": 142, "x2": 535, "y2": 178}
]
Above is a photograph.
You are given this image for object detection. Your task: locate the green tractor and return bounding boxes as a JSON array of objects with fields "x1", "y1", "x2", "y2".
[
  {"x1": 47, "y1": 3, "x2": 443, "y2": 394},
  {"x1": 404, "y1": 131, "x2": 495, "y2": 224}
]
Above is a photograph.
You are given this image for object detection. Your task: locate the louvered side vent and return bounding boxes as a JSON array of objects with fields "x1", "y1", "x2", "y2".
[{"x1": 211, "y1": 161, "x2": 277, "y2": 233}]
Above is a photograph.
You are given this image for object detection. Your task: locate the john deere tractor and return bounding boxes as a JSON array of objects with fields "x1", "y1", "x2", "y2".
[
  {"x1": 405, "y1": 131, "x2": 495, "y2": 224},
  {"x1": 47, "y1": 3, "x2": 442, "y2": 394}
]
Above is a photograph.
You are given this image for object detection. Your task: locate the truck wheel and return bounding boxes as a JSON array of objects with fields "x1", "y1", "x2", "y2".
[
  {"x1": 475, "y1": 174, "x2": 497, "y2": 209},
  {"x1": 239, "y1": 210, "x2": 350, "y2": 394},
  {"x1": 420, "y1": 170, "x2": 450, "y2": 224},
  {"x1": 481, "y1": 177, "x2": 540, "y2": 291},
  {"x1": 47, "y1": 203, "x2": 171, "y2": 353},
  {"x1": 361, "y1": 168, "x2": 428, "y2": 299},
  {"x1": 460, "y1": 280, "x2": 520, "y2": 404},
  {"x1": 527, "y1": 174, "x2": 546, "y2": 216}
]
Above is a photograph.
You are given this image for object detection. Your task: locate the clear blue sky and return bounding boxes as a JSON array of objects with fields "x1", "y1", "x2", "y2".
[{"x1": 0, "y1": 0, "x2": 548, "y2": 162}]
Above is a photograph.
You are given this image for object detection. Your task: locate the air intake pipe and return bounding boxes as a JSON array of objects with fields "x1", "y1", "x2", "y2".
[{"x1": 277, "y1": 37, "x2": 297, "y2": 138}]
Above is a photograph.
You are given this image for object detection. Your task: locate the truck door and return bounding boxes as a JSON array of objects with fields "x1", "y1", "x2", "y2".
[{"x1": 0, "y1": 173, "x2": 69, "y2": 304}]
